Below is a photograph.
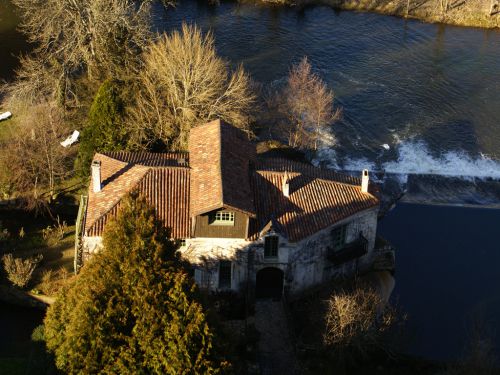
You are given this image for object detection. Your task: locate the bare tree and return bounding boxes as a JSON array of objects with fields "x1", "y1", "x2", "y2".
[
  {"x1": 129, "y1": 23, "x2": 256, "y2": 150},
  {"x1": 2, "y1": 55, "x2": 72, "y2": 106},
  {"x1": 0, "y1": 102, "x2": 74, "y2": 211},
  {"x1": 323, "y1": 286, "x2": 398, "y2": 358},
  {"x1": 10, "y1": 0, "x2": 152, "y2": 104},
  {"x1": 439, "y1": 0, "x2": 450, "y2": 16},
  {"x1": 271, "y1": 57, "x2": 341, "y2": 151}
]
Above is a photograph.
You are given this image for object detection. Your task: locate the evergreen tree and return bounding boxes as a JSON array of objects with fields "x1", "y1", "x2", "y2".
[
  {"x1": 44, "y1": 194, "x2": 227, "y2": 374},
  {"x1": 77, "y1": 79, "x2": 129, "y2": 176}
]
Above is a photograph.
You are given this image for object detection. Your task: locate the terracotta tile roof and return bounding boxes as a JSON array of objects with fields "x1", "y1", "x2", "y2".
[
  {"x1": 84, "y1": 153, "x2": 191, "y2": 238},
  {"x1": 101, "y1": 151, "x2": 188, "y2": 167},
  {"x1": 189, "y1": 119, "x2": 256, "y2": 217},
  {"x1": 135, "y1": 168, "x2": 191, "y2": 239},
  {"x1": 83, "y1": 122, "x2": 379, "y2": 243},
  {"x1": 84, "y1": 154, "x2": 149, "y2": 235},
  {"x1": 248, "y1": 159, "x2": 379, "y2": 242},
  {"x1": 255, "y1": 158, "x2": 361, "y2": 185}
]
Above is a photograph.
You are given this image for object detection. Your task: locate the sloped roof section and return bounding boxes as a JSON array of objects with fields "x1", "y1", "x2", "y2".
[
  {"x1": 101, "y1": 151, "x2": 188, "y2": 167},
  {"x1": 189, "y1": 119, "x2": 256, "y2": 217},
  {"x1": 84, "y1": 154, "x2": 149, "y2": 235},
  {"x1": 248, "y1": 159, "x2": 379, "y2": 242},
  {"x1": 84, "y1": 153, "x2": 191, "y2": 238}
]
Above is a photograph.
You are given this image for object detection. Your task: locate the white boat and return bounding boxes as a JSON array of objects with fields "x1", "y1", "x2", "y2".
[
  {"x1": 0, "y1": 112, "x2": 12, "y2": 121},
  {"x1": 60, "y1": 130, "x2": 80, "y2": 147}
]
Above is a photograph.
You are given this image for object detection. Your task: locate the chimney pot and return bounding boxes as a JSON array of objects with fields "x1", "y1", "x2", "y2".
[
  {"x1": 283, "y1": 174, "x2": 290, "y2": 197},
  {"x1": 92, "y1": 160, "x2": 102, "y2": 193},
  {"x1": 361, "y1": 169, "x2": 369, "y2": 193}
]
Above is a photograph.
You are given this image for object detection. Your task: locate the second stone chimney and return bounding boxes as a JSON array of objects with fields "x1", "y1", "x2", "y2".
[
  {"x1": 91, "y1": 160, "x2": 102, "y2": 193},
  {"x1": 283, "y1": 173, "x2": 290, "y2": 197},
  {"x1": 361, "y1": 169, "x2": 369, "y2": 193}
]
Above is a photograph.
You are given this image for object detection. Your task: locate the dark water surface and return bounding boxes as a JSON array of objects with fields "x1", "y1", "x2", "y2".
[
  {"x1": 153, "y1": 1, "x2": 500, "y2": 174},
  {"x1": 379, "y1": 203, "x2": 500, "y2": 360},
  {"x1": 0, "y1": 0, "x2": 29, "y2": 82}
]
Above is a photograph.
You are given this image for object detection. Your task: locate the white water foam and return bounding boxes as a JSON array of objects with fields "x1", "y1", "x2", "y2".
[
  {"x1": 382, "y1": 141, "x2": 500, "y2": 179},
  {"x1": 316, "y1": 137, "x2": 500, "y2": 180}
]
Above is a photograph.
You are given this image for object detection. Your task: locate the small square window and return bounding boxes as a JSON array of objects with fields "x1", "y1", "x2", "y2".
[
  {"x1": 264, "y1": 236, "x2": 279, "y2": 258},
  {"x1": 209, "y1": 211, "x2": 235, "y2": 226}
]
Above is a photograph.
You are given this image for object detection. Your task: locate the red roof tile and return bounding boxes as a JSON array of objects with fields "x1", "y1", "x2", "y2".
[
  {"x1": 84, "y1": 153, "x2": 191, "y2": 238},
  {"x1": 248, "y1": 160, "x2": 379, "y2": 242}
]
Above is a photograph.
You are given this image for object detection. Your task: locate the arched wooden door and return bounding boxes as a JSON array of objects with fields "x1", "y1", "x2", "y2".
[{"x1": 255, "y1": 267, "x2": 284, "y2": 299}]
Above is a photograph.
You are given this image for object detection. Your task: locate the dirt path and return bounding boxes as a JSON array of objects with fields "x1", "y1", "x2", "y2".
[{"x1": 254, "y1": 299, "x2": 300, "y2": 375}]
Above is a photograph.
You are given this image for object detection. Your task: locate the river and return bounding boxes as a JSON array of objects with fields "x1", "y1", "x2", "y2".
[{"x1": 1, "y1": 0, "x2": 499, "y2": 361}]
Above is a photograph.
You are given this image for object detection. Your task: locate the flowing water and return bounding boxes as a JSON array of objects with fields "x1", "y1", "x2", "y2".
[
  {"x1": 1, "y1": 0, "x2": 500, "y2": 361},
  {"x1": 151, "y1": 1, "x2": 500, "y2": 207}
]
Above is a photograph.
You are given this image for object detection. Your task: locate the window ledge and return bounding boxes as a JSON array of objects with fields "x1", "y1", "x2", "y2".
[
  {"x1": 263, "y1": 256, "x2": 279, "y2": 261},
  {"x1": 209, "y1": 222, "x2": 235, "y2": 226}
]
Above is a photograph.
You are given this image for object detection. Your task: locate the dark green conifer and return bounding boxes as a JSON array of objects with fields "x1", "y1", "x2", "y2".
[
  {"x1": 44, "y1": 194, "x2": 226, "y2": 374},
  {"x1": 77, "y1": 79, "x2": 129, "y2": 176}
]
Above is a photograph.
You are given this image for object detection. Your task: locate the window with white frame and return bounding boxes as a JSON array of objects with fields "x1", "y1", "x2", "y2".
[{"x1": 209, "y1": 211, "x2": 235, "y2": 226}]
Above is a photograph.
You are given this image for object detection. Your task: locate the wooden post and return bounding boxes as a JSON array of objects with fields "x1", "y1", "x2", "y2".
[{"x1": 74, "y1": 195, "x2": 88, "y2": 274}]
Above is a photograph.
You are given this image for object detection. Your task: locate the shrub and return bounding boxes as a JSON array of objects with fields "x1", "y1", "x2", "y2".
[
  {"x1": 31, "y1": 325, "x2": 46, "y2": 342},
  {"x1": 42, "y1": 218, "x2": 67, "y2": 244},
  {"x1": 39, "y1": 267, "x2": 71, "y2": 296},
  {"x1": 0, "y1": 221, "x2": 10, "y2": 242},
  {"x1": 41, "y1": 226, "x2": 54, "y2": 241},
  {"x1": 54, "y1": 216, "x2": 67, "y2": 241},
  {"x1": 2, "y1": 253, "x2": 43, "y2": 288},
  {"x1": 323, "y1": 285, "x2": 397, "y2": 358}
]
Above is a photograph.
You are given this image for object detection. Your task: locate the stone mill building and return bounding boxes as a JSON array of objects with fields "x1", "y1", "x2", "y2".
[{"x1": 75, "y1": 119, "x2": 393, "y2": 299}]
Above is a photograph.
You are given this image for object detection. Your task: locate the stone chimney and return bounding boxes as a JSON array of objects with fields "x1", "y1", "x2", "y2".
[
  {"x1": 361, "y1": 169, "x2": 369, "y2": 193},
  {"x1": 91, "y1": 160, "x2": 102, "y2": 193},
  {"x1": 283, "y1": 173, "x2": 290, "y2": 197}
]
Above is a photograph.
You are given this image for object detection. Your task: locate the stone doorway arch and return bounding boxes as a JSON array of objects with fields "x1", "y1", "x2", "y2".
[{"x1": 256, "y1": 267, "x2": 284, "y2": 299}]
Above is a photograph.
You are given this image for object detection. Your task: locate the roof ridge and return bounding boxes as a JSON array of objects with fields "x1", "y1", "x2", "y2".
[
  {"x1": 218, "y1": 120, "x2": 224, "y2": 206},
  {"x1": 255, "y1": 169, "x2": 363, "y2": 189}
]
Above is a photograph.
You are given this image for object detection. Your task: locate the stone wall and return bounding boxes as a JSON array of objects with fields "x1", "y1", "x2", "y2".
[
  {"x1": 82, "y1": 236, "x2": 103, "y2": 262},
  {"x1": 81, "y1": 207, "x2": 379, "y2": 297}
]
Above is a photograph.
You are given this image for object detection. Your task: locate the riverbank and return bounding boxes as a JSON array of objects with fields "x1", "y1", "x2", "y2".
[{"x1": 249, "y1": 0, "x2": 500, "y2": 28}]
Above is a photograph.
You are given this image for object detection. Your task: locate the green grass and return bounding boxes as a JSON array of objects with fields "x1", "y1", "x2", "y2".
[{"x1": 0, "y1": 209, "x2": 76, "y2": 295}]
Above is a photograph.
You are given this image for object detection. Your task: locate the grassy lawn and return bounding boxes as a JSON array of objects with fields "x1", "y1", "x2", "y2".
[
  {"x1": 0, "y1": 116, "x2": 14, "y2": 143},
  {"x1": 0, "y1": 208, "x2": 77, "y2": 296}
]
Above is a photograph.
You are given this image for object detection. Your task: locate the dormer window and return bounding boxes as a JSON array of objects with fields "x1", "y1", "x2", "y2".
[
  {"x1": 264, "y1": 235, "x2": 279, "y2": 258},
  {"x1": 209, "y1": 211, "x2": 235, "y2": 226}
]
